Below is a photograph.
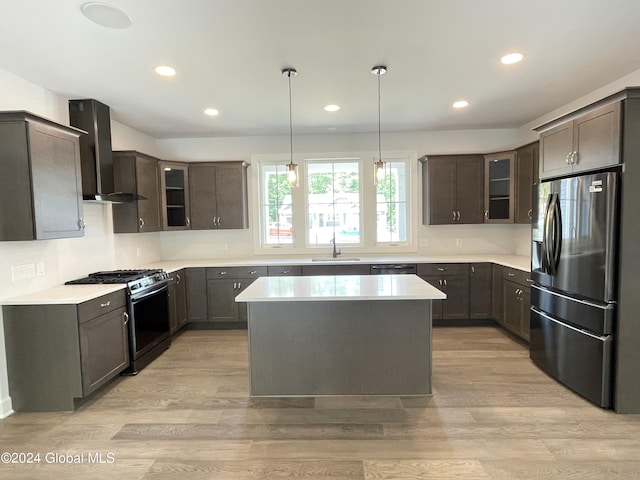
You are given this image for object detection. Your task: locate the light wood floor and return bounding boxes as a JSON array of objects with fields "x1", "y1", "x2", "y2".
[{"x1": 2, "y1": 326, "x2": 640, "y2": 479}]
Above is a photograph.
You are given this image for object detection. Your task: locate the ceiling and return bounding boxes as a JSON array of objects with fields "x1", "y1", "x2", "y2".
[{"x1": 2, "y1": 0, "x2": 640, "y2": 139}]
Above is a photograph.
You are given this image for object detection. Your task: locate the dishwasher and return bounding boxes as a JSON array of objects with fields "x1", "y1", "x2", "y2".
[{"x1": 370, "y1": 264, "x2": 417, "y2": 275}]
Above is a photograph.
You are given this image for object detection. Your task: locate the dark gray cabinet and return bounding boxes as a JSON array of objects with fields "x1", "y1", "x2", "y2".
[
  {"x1": 189, "y1": 161, "x2": 249, "y2": 230},
  {"x1": 514, "y1": 142, "x2": 539, "y2": 224},
  {"x1": 420, "y1": 155, "x2": 484, "y2": 225},
  {"x1": 112, "y1": 151, "x2": 162, "y2": 233},
  {"x1": 168, "y1": 269, "x2": 188, "y2": 334},
  {"x1": 268, "y1": 265, "x2": 303, "y2": 276},
  {"x1": 469, "y1": 263, "x2": 492, "y2": 319},
  {"x1": 418, "y1": 263, "x2": 469, "y2": 320},
  {"x1": 205, "y1": 266, "x2": 267, "y2": 325},
  {"x1": 186, "y1": 267, "x2": 207, "y2": 323},
  {"x1": 160, "y1": 162, "x2": 190, "y2": 230},
  {"x1": 3, "y1": 289, "x2": 129, "y2": 411},
  {"x1": 501, "y1": 267, "x2": 532, "y2": 341},
  {"x1": 301, "y1": 264, "x2": 370, "y2": 276},
  {"x1": 0, "y1": 111, "x2": 84, "y2": 241},
  {"x1": 484, "y1": 151, "x2": 516, "y2": 223},
  {"x1": 491, "y1": 263, "x2": 504, "y2": 323},
  {"x1": 538, "y1": 101, "x2": 621, "y2": 180}
]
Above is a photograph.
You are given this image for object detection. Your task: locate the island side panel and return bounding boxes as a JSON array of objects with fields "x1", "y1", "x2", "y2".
[{"x1": 247, "y1": 299, "x2": 431, "y2": 396}]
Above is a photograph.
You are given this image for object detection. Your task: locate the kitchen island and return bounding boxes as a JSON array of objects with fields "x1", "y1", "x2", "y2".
[{"x1": 235, "y1": 274, "x2": 446, "y2": 397}]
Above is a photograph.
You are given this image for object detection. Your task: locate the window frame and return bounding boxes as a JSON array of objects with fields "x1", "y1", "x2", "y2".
[{"x1": 251, "y1": 150, "x2": 418, "y2": 256}]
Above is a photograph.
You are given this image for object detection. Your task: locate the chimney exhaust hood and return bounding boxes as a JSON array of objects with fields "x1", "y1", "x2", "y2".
[{"x1": 69, "y1": 99, "x2": 142, "y2": 202}]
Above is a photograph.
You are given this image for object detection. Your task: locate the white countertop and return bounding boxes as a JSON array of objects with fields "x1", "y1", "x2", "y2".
[
  {"x1": 0, "y1": 284, "x2": 125, "y2": 306},
  {"x1": 235, "y1": 274, "x2": 447, "y2": 302},
  {"x1": 1, "y1": 254, "x2": 528, "y2": 306}
]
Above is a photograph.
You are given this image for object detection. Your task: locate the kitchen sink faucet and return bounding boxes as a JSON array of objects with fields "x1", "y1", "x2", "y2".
[{"x1": 331, "y1": 234, "x2": 341, "y2": 258}]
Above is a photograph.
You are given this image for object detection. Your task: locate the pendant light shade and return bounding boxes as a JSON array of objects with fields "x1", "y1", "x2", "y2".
[
  {"x1": 282, "y1": 67, "x2": 298, "y2": 187},
  {"x1": 372, "y1": 65, "x2": 387, "y2": 185}
]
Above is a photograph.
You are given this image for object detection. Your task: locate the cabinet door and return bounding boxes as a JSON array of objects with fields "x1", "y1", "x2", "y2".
[
  {"x1": 214, "y1": 163, "x2": 249, "y2": 229},
  {"x1": 160, "y1": 162, "x2": 190, "y2": 230},
  {"x1": 235, "y1": 277, "x2": 258, "y2": 323},
  {"x1": 539, "y1": 121, "x2": 573, "y2": 180},
  {"x1": 503, "y1": 280, "x2": 522, "y2": 336},
  {"x1": 136, "y1": 155, "x2": 162, "y2": 232},
  {"x1": 79, "y1": 306, "x2": 129, "y2": 395},
  {"x1": 167, "y1": 278, "x2": 178, "y2": 333},
  {"x1": 189, "y1": 164, "x2": 218, "y2": 229},
  {"x1": 441, "y1": 275, "x2": 470, "y2": 319},
  {"x1": 515, "y1": 143, "x2": 536, "y2": 224},
  {"x1": 29, "y1": 122, "x2": 84, "y2": 239},
  {"x1": 174, "y1": 270, "x2": 188, "y2": 329},
  {"x1": 484, "y1": 152, "x2": 515, "y2": 223},
  {"x1": 420, "y1": 275, "x2": 444, "y2": 319},
  {"x1": 425, "y1": 157, "x2": 456, "y2": 225},
  {"x1": 469, "y1": 263, "x2": 492, "y2": 319},
  {"x1": 206, "y1": 278, "x2": 239, "y2": 322},
  {"x1": 491, "y1": 264, "x2": 504, "y2": 323},
  {"x1": 455, "y1": 156, "x2": 484, "y2": 224},
  {"x1": 572, "y1": 102, "x2": 621, "y2": 174},
  {"x1": 186, "y1": 268, "x2": 207, "y2": 323}
]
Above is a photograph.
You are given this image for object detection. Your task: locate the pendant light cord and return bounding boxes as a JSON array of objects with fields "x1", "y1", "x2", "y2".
[
  {"x1": 288, "y1": 72, "x2": 293, "y2": 164},
  {"x1": 377, "y1": 71, "x2": 381, "y2": 162}
]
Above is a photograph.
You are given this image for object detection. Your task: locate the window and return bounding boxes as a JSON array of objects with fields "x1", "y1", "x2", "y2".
[{"x1": 255, "y1": 151, "x2": 416, "y2": 254}]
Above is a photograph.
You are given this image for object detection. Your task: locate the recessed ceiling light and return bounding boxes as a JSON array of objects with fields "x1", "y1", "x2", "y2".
[
  {"x1": 204, "y1": 108, "x2": 219, "y2": 116},
  {"x1": 501, "y1": 52, "x2": 524, "y2": 65},
  {"x1": 81, "y1": 2, "x2": 132, "y2": 29},
  {"x1": 324, "y1": 104, "x2": 340, "y2": 112},
  {"x1": 453, "y1": 100, "x2": 469, "y2": 109},
  {"x1": 153, "y1": 65, "x2": 176, "y2": 77}
]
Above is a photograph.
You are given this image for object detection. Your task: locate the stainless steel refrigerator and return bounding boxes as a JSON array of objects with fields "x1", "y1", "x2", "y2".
[{"x1": 530, "y1": 170, "x2": 619, "y2": 408}]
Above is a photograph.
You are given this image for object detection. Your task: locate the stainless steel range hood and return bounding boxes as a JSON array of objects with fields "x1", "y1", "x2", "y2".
[{"x1": 69, "y1": 99, "x2": 142, "y2": 202}]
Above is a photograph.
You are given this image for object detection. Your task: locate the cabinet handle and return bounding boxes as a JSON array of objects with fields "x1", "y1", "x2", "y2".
[
  {"x1": 233, "y1": 282, "x2": 237, "y2": 289},
  {"x1": 528, "y1": 208, "x2": 533, "y2": 219},
  {"x1": 78, "y1": 218, "x2": 86, "y2": 230},
  {"x1": 249, "y1": 270, "x2": 258, "y2": 275},
  {"x1": 176, "y1": 274, "x2": 181, "y2": 285},
  {"x1": 565, "y1": 153, "x2": 572, "y2": 165},
  {"x1": 281, "y1": 270, "x2": 290, "y2": 274},
  {"x1": 100, "y1": 300, "x2": 111, "y2": 308},
  {"x1": 484, "y1": 210, "x2": 489, "y2": 220},
  {"x1": 507, "y1": 272, "x2": 515, "y2": 277},
  {"x1": 456, "y1": 211, "x2": 461, "y2": 221},
  {"x1": 216, "y1": 217, "x2": 221, "y2": 226},
  {"x1": 139, "y1": 218, "x2": 145, "y2": 229},
  {"x1": 443, "y1": 279, "x2": 448, "y2": 287},
  {"x1": 437, "y1": 267, "x2": 445, "y2": 272},
  {"x1": 236, "y1": 282, "x2": 242, "y2": 290},
  {"x1": 438, "y1": 279, "x2": 443, "y2": 286},
  {"x1": 452, "y1": 211, "x2": 456, "y2": 221},
  {"x1": 572, "y1": 151, "x2": 578, "y2": 165},
  {"x1": 218, "y1": 271, "x2": 228, "y2": 275},
  {"x1": 526, "y1": 278, "x2": 534, "y2": 284},
  {"x1": 123, "y1": 312, "x2": 129, "y2": 325},
  {"x1": 186, "y1": 217, "x2": 190, "y2": 227},
  {"x1": 471, "y1": 266, "x2": 475, "y2": 275}
]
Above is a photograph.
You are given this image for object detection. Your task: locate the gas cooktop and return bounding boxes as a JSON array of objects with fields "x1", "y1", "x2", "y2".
[{"x1": 65, "y1": 269, "x2": 167, "y2": 285}]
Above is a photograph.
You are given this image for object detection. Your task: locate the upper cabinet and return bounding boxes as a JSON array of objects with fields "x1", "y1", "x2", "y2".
[
  {"x1": 112, "y1": 151, "x2": 162, "y2": 233},
  {"x1": 537, "y1": 101, "x2": 621, "y2": 180},
  {"x1": 484, "y1": 151, "x2": 515, "y2": 223},
  {"x1": 189, "y1": 161, "x2": 249, "y2": 230},
  {"x1": 514, "y1": 142, "x2": 539, "y2": 224},
  {"x1": 0, "y1": 111, "x2": 85, "y2": 241},
  {"x1": 420, "y1": 155, "x2": 484, "y2": 225},
  {"x1": 159, "y1": 161, "x2": 191, "y2": 230}
]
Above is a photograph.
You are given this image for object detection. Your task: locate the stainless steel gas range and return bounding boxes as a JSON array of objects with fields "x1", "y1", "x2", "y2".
[{"x1": 66, "y1": 269, "x2": 171, "y2": 374}]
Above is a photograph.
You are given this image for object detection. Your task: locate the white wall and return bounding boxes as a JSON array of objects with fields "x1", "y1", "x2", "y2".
[{"x1": 0, "y1": 68, "x2": 162, "y2": 418}]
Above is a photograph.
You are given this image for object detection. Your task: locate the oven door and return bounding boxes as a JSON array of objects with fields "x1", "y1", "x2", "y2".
[{"x1": 128, "y1": 283, "x2": 170, "y2": 361}]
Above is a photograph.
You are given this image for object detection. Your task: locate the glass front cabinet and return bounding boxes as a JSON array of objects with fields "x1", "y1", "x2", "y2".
[
  {"x1": 160, "y1": 161, "x2": 190, "y2": 230},
  {"x1": 484, "y1": 151, "x2": 515, "y2": 223}
]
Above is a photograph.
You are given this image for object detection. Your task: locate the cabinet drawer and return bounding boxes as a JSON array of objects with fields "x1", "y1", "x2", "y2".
[
  {"x1": 417, "y1": 263, "x2": 468, "y2": 276},
  {"x1": 206, "y1": 266, "x2": 268, "y2": 279},
  {"x1": 267, "y1": 265, "x2": 303, "y2": 276},
  {"x1": 503, "y1": 267, "x2": 532, "y2": 286},
  {"x1": 78, "y1": 289, "x2": 127, "y2": 322}
]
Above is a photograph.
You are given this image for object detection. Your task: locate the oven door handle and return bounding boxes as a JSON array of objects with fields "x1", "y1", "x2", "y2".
[{"x1": 130, "y1": 283, "x2": 168, "y2": 303}]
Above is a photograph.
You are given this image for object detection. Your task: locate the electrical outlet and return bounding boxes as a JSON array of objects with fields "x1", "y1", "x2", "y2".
[
  {"x1": 456, "y1": 238, "x2": 463, "y2": 247},
  {"x1": 420, "y1": 238, "x2": 429, "y2": 247},
  {"x1": 11, "y1": 263, "x2": 36, "y2": 281},
  {"x1": 36, "y1": 262, "x2": 45, "y2": 276}
]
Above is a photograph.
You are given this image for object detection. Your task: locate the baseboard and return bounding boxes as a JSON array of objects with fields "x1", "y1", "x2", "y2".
[{"x1": 0, "y1": 395, "x2": 14, "y2": 419}]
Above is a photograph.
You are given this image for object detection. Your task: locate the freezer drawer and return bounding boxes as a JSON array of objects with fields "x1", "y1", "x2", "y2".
[{"x1": 530, "y1": 307, "x2": 613, "y2": 408}]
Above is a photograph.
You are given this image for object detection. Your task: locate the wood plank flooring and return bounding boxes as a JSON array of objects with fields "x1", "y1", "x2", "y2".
[{"x1": 2, "y1": 326, "x2": 640, "y2": 479}]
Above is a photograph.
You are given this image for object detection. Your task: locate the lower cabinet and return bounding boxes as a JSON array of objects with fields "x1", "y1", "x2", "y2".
[
  {"x1": 3, "y1": 289, "x2": 129, "y2": 411},
  {"x1": 205, "y1": 266, "x2": 267, "y2": 325},
  {"x1": 491, "y1": 264, "x2": 504, "y2": 322},
  {"x1": 500, "y1": 267, "x2": 532, "y2": 341},
  {"x1": 469, "y1": 263, "x2": 492, "y2": 318},
  {"x1": 168, "y1": 269, "x2": 188, "y2": 334},
  {"x1": 418, "y1": 263, "x2": 470, "y2": 320}
]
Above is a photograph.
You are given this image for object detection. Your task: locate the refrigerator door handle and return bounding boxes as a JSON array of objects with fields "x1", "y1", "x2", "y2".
[
  {"x1": 545, "y1": 193, "x2": 560, "y2": 275},
  {"x1": 541, "y1": 193, "x2": 554, "y2": 274},
  {"x1": 551, "y1": 193, "x2": 562, "y2": 274}
]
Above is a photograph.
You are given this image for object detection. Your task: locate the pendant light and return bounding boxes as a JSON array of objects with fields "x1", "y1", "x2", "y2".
[
  {"x1": 282, "y1": 67, "x2": 298, "y2": 187},
  {"x1": 372, "y1": 65, "x2": 387, "y2": 185}
]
